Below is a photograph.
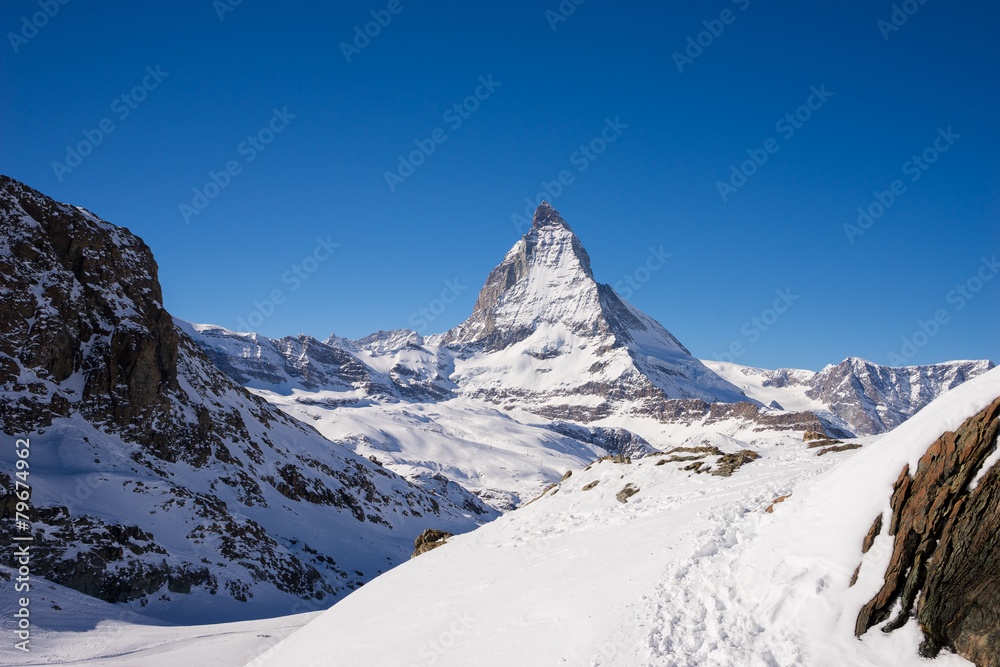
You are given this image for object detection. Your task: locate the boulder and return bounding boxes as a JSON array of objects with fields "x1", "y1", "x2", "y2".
[{"x1": 411, "y1": 529, "x2": 454, "y2": 559}]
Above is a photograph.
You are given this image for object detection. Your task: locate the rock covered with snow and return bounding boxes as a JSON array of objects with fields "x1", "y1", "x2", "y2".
[
  {"x1": 807, "y1": 356, "x2": 994, "y2": 435},
  {"x1": 431, "y1": 202, "x2": 752, "y2": 415}
]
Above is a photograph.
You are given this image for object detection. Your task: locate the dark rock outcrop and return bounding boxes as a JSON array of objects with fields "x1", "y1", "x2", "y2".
[
  {"x1": 711, "y1": 450, "x2": 761, "y2": 477},
  {"x1": 856, "y1": 396, "x2": 1000, "y2": 666},
  {"x1": 616, "y1": 484, "x2": 639, "y2": 503},
  {"x1": 411, "y1": 529, "x2": 453, "y2": 558},
  {"x1": 547, "y1": 421, "x2": 656, "y2": 459}
]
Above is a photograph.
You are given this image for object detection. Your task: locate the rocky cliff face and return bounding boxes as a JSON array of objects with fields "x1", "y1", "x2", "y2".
[
  {"x1": 856, "y1": 395, "x2": 1000, "y2": 665},
  {"x1": 807, "y1": 357, "x2": 994, "y2": 435},
  {"x1": 0, "y1": 176, "x2": 484, "y2": 621},
  {"x1": 0, "y1": 176, "x2": 183, "y2": 453},
  {"x1": 709, "y1": 357, "x2": 995, "y2": 437}
]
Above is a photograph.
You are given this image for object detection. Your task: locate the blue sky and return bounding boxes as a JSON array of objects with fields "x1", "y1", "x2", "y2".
[{"x1": 2, "y1": 0, "x2": 997, "y2": 371}]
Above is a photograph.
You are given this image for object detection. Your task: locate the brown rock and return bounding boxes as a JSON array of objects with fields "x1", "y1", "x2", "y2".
[
  {"x1": 856, "y1": 395, "x2": 1000, "y2": 665},
  {"x1": 711, "y1": 450, "x2": 761, "y2": 477},
  {"x1": 765, "y1": 494, "x2": 792, "y2": 513},
  {"x1": 815, "y1": 443, "x2": 862, "y2": 457},
  {"x1": 616, "y1": 484, "x2": 639, "y2": 503},
  {"x1": 411, "y1": 529, "x2": 453, "y2": 559},
  {"x1": 861, "y1": 513, "x2": 882, "y2": 554}
]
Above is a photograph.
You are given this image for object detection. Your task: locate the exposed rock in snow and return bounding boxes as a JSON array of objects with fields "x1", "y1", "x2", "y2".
[{"x1": 856, "y1": 395, "x2": 1000, "y2": 664}]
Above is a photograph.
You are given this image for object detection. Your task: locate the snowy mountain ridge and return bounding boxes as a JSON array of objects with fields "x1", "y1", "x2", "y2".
[
  {"x1": 0, "y1": 176, "x2": 488, "y2": 624},
  {"x1": 0, "y1": 177, "x2": 995, "y2": 664},
  {"x1": 707, "y1": 356, "x2": 995, "y2": 435},
  {"x1": 184, "y1": 202, "x2": 993, "y2": 515}
]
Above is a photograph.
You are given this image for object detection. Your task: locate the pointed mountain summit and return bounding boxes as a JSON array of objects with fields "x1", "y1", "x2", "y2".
[
  {"x1": 431, "y1": 203, "x2": 752, "y2": 417},
  {"x1": 189, "y1": 200, "x2": 989, "y2": 439},
  {"x1": 532, "y1": 200, "x2": 574, "y2": 230},
  {"x1": 436, "y1": 201, "x2": 600, "y2": 349}
]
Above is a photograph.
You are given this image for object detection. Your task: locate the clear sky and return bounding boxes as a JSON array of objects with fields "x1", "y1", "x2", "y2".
[{"x1": 2, "y1": 0, "x2": 997, "y2": 371}]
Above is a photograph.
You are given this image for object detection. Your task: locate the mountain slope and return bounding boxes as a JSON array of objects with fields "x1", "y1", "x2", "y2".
[
  {"x1": 0, "y1": 175, "x2": 484, "y2": 622},
  {"x1": 248, "y1": 367, "x2": 1000, "y2": 667}
]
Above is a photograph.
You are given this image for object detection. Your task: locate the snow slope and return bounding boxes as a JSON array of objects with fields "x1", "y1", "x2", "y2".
[
  {"x1": 0, "y1": 567, "x2": 317, "y2": 666},
  {"x1": 0, "y1": 177, "x2": 489, "y2": 624},
  {"x1": 246, "y1": 366, "x2": 1000, "y2": 667},
  {"x1": 253, "y1": 394, "x2": 612, "y2": 510}
]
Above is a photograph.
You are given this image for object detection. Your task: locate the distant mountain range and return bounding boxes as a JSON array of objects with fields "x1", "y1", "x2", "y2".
[{"x1": 189, "y1": 200, "x2": 992, "y2": 442}]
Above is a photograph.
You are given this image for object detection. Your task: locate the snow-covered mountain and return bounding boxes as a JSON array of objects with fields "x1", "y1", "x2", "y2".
[
  {"x1": 706, "y1": 356, "x2": 995, "y2": 435},
  {"x1": 7, "y1": 371, "x2": 997, "y2": 666},
  {"x1": 429, "y1": 202, "x2": 750, "y2": 411},
  {"x1": 185, "y1": 202, "x2": 992, "y2": 514},
  {"x1": 0, "y1": 176, "x2": 487, "y2": 623}
]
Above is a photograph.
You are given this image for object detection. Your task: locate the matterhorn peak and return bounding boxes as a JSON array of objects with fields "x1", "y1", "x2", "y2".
[{"x1": 532, "y1": 201, "x2": 573, "y2": 231}]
